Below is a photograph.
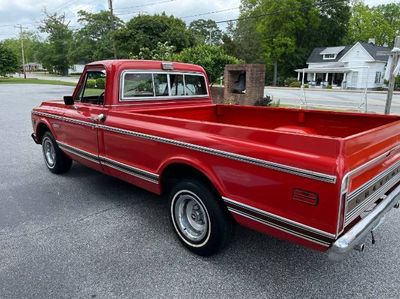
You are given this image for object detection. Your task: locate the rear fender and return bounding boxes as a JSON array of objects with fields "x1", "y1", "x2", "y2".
[{"x1": 158, "y1": 156, "x2": 226, "y2": 197}]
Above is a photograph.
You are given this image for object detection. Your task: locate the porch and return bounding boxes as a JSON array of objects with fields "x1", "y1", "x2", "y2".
[{"x1": 295, "y1": 67, "x2": 352, "y2": 88}]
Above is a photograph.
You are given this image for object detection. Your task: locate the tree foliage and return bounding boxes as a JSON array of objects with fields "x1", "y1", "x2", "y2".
[
  {"x1": 2, "y1": 32, "x2": 44, "y2": 66},
  {"x1": 174, "y1": 45, "x2": 240, "y2": 84},
  {"x1": 115, "y1": 13, "x2": 197, "y2": 58},
  {"x1": 189, "y1": 19, "x2": 223, "y2": 45},
  {"x1": 229, "y1": 0, "x2": 351, "y2": 84},
  {"x1": 130, "y1": 41, "x2": 176, "y2": 60},
  {"x1": 39, "y1": 13, "x2": 73, "y2": 75},
  {"x1": 315, "y1": 0, "x2": 351, "y2": 46},
  {"x1": 0, "y1": 42, "x2": 18, "y2": 76},
  {"x1": 71, "y1": 10, "x2": 123, "y2": 63},
  {"x1": 346, "y1": 2, "x2": 400, "y2": 46}
]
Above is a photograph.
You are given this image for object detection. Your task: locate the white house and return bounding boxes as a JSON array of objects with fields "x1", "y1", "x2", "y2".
[
  {"x1": 68, "y1": 64, "x2": 85, "y2": 74},
  {"x1": 295, "y1": 41, "x2": 390, "y2": 89}
]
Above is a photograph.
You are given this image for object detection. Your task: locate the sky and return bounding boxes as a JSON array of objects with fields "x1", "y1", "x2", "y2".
[{"x1": 0, "y1": 0, "x2": 398, "y2": 41}]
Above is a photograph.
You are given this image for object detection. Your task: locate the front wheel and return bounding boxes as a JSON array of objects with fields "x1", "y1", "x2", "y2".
[
  {"x1": 169, "y1": 179, "x2": 234, "y2": 256},
  {"x1": 41, "y1": 131, "x2": 72, "y2": 174}
]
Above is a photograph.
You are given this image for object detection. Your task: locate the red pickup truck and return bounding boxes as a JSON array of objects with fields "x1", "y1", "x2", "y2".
[{"x1": 31, "y1": 60, "x2": 400, "y2": 259}]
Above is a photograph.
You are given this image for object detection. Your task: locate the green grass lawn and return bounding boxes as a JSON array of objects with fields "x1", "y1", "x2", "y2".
[{"x1": 0, "y1": 77, "x2": 76, "y2": 86}]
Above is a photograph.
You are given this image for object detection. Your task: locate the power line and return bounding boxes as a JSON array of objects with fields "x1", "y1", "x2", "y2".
[
  {"x1": 52, "y1": 0, "x2": 82, "y2": 13},
  {"x1": 114, "y1": 0, "x2": 176, "y2": 11},
  {"x1": 181, "y1": 7, "x2": 240, "y2": 19},
  {"x1": 114, "y1": 10, "x2": 148, "y2": 17}
]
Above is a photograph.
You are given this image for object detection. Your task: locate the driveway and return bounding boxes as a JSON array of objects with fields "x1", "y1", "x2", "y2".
[{"x1": 0, "y1": 84, "x2": 399, "y2": 298}]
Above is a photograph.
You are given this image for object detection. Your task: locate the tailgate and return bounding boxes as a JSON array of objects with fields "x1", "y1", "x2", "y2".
[{"x1": 341, "y1": 119, "x2": 400, "y2": 228}]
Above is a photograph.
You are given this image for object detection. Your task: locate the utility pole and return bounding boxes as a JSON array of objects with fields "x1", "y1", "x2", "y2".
[
  {"x1": 384, "y1": 36, "x2": 400, "y2": 115},
  {"x1": 108, "y1": 0, "x2": 118, "y2": 58},
  {"x1": 15, "y1": 24, "x2": 28, "y2": 79}
]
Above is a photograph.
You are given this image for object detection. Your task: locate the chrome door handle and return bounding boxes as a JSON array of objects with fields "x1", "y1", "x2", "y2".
[{"x1": 91, "y1": 114, "x2": 106, "y2": 123}]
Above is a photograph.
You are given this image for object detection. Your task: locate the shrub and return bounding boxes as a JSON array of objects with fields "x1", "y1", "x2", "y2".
[
  {"x1": 284, "y1": 77, "x2": 298, "y2": 86},
  {"x1": 96, "y1": 78, "x2": 106, "y2": 89},
  {"x1": 304, "y1": 84, "x2": 309, "y2": 88},
  {"x1": 86, "y1": 79, "x2": 96, "y2": 88},
  {"x1": 289, "y1": 81, "x2": 301, "y2": 88},
  {"x1": 326, "y1": 84, "x2": 333, "y2": 89},
  {"x1": 174, "y1": 45, "x2": 241, "y2": 84},
  {"x1": 254, "y1": 95, "x2": 273, "y2": 106}
]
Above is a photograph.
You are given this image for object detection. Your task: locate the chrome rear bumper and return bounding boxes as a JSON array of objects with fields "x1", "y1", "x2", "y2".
[{"x1": 328, "y1": 183, "x2": 400, "y2": 261}]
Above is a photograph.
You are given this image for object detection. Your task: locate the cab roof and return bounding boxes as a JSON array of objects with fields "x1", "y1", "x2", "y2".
[{"x1": 87, "y1": 59, "x2": 206, "y2": 74}]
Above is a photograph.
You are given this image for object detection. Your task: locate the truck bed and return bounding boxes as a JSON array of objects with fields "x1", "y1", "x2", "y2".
[
  {"x1": 125, "y1": 104, "x2": 400, "y2": 194},
  {"x1": 135, "y1": 104, "x2": 399, "y2": 139}
]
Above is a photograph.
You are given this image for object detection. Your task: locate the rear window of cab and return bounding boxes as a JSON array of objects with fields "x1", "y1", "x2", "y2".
[{"x1": 120, "y1": 71, "x2": 208, "y2": 101}]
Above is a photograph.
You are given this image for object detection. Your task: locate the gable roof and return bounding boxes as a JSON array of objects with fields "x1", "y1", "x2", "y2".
[
  {"x1": 307, "y1": 46, "x2": 351, "y2": 63},
  {"x1": 320, "y1": 46, "x2": 346, "y2": 55},
  {"x1": 359, "y1": 42, "x2": 390, "y2": 61},
  {"x1": 306, "y1": 42, "x2": 390, "y2": 63}
]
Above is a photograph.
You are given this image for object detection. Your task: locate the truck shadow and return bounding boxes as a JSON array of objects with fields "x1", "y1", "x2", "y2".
[{"x1": 65, "y1": 163, "x2": 394, "y2": 296}]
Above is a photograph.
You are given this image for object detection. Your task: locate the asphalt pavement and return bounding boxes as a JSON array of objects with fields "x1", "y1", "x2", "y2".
[{"x1": 0, "y1": 84, "x2": 400, "y2": 298}]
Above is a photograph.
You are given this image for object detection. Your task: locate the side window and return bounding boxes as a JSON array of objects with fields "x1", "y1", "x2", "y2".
[
  {"x1": 78, "y1": 70, "x2": 106, "y2": 104},
  {"x1": 154, "y1": 74, "x2": 169, "y2": 96},
  {"x1": 169, "y1": 74, "x2": 185, "y2": 96},
  {"x1": 123, "y1": 73, "x2": 154, "y2": 98},
  {"x1": 184, "y1": 75, "x2": 207, "y2": 96}
]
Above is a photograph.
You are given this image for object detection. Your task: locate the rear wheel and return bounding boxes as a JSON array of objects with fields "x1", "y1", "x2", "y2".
[
  {"x1": 41, "y1": 131, "x2": 72, "y2": 174},
  {"x1": 169, "y1": 179, "x2": 234, "y2": 256}
]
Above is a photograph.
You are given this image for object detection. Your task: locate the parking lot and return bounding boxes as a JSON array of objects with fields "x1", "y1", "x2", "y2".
[{"x1": 0, "y1": 83, "x2": 400, "y2": 298}]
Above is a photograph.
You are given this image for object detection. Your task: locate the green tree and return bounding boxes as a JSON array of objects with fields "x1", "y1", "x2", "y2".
[
  {"x1": 0, "y1": 42, "x2": 18, "y2": 76},
  {"x1": 70, "y1": 10, "x2": 124, "y2": 63},
  {"x1": 254, "y1": 0, "x2": 321, "y2": 85},
  {"x1": 39, "y1": 13, "x2": 73, "y2": 75},
  {"x1": 315, "y1": 0, "x2": 351, "y2": 45},
  {"x1": 224, "y1": 8, "x2": 265, "y2": 64},
  {"x1": 346, "y1": 2, "x2": 399, "y2": 46},
  {"x1": 174, "y1": 45, "x2": 240, "y2": 84},
  {"x1": 130, "y1": 41, "x2": 176, "y2": 60},
  {"x1": 2, "y1": 32, "x2": 45, "y2": 66},
  {"x1": 229, "y1": 0, "x2": 351, "y2": 85},
  {"x1": 115, "y1": 13, "x2": 196, "y2": 58},
  {"x1": 189, "y1": 19, "x2": 223, "y2": 45}
]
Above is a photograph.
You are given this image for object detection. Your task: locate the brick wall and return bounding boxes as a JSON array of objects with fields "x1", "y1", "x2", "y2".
[{"x1": 223, "y1": 64, "x2": 266, "y2": 106}]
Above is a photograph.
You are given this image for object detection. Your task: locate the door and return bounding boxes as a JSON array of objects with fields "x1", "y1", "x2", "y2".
[{"x1": 61, "y1": 69, "x2": 107, "y2": 172}]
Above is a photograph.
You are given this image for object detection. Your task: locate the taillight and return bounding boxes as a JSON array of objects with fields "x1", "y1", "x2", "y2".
[{"x1": 292, "y1": 188, "x2": 319, "y2": 206}]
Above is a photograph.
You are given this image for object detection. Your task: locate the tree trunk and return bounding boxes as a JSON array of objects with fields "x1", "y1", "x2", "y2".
[{"x1": 273, "y1": 61, "x2": 278, "y2": 86}]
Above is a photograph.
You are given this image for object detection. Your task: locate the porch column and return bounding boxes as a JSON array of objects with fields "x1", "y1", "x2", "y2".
[
  {"x1": 313, "y1": 73, "x2": 316, "y2": 81},
  {"x1": 343, "y1": 73, "x2": 347, "y2": 81},
  {"x1": 325, "y1": 73, "x2": 329, "y2": 82},
  {"x1": 297, "y1": 72, "x2": 300, "y2": 81},
  {"x1": 331, "y1": 73, "x2": 334, "y2": 85}
]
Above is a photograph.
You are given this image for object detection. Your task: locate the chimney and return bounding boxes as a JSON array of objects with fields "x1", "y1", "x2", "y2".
[{"x1": 368, "y1": 38, "x2": 376, "y2": 45}]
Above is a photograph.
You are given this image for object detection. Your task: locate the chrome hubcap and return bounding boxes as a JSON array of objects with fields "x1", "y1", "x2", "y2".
[
  {"x1": 174, "y1": 192, "x2": 208, "y2": 242},
  {"x1": 43, "y1": 138, "x2": 56, "y2": 168}
]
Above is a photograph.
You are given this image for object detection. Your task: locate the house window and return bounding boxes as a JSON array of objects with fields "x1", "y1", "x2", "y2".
[
  {"x1": 351, "y1": 72, "x2": 358, "y2": 87},
  {"x1": 323, "y1": 54, "x2": 336, "y2": 60},
  {"x1": 375, "y1": 72, "x2": 382, "y2": 84}
]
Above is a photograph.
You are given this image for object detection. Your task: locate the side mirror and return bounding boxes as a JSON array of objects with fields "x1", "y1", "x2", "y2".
[{"x1": 64, "y1": 96, "x2": 74, "y2": 105}]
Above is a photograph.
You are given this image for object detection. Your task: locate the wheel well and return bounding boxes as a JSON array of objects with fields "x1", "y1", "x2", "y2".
[
  {"x1": 160, "y1": 163, "x2": 220, "y2": 197},
  {"x1": 36, "y1": 123, "x2": 50, "y2": 144}
]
